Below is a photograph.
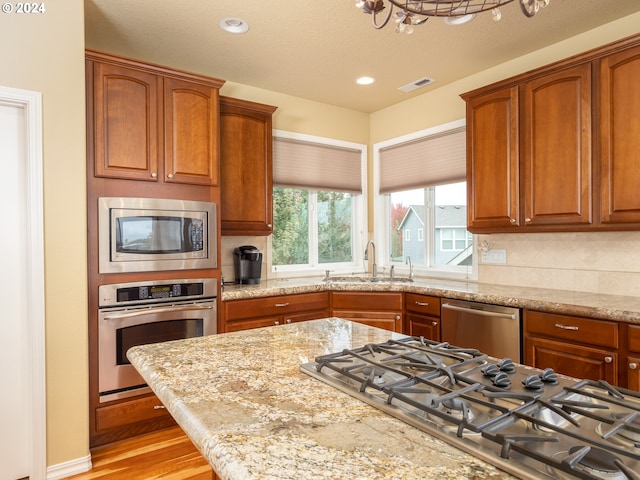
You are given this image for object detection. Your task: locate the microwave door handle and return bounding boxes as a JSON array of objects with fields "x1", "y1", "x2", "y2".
[{"x1": 103, "y1": 303, "x2": 214, "y2": 320}]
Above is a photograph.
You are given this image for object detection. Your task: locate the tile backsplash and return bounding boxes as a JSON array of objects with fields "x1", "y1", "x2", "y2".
[
  {"x1": 478, "y1": 231, "x2": 640, "y2": 297},
  {"x1": 222, "y1": 231, "x2": 640, "y2": 297}
]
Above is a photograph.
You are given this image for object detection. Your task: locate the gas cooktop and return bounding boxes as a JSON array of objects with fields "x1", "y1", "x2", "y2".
[{"x1": 300, "y1": 336, "x2": 640, "y2": 480}]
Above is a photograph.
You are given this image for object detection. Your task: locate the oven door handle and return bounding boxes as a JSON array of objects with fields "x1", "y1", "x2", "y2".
[
  {"x1": 102, "y1": 303, "x2": 214, "y2": 320},
  {"x1": 441, "y1": 303, "x2": 517, "y2": 320}
]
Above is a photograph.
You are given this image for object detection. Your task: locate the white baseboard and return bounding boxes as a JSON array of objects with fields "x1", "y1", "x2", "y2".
[{"x1": 47, "y1": 454, "x2": 92, "y2": 480}]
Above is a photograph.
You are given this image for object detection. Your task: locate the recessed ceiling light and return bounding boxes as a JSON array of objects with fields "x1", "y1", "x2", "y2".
[
  {"x1": 356, "y1": 76, "x2": 375, "y2": 85},
  {"x1": 444, "y1": 13, "x2": 476, "y2": 25},
  {"x1": 220, "y1": 18, "x2": 249, "y2": 34}
]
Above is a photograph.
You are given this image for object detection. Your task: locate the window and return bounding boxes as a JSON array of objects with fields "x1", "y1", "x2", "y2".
[
  {"x1": 374, "y1": 120, "x2": 475, "y2": 278},
  {"x1": 271, "y1": 132, "x2": 366, "y2": 273}
]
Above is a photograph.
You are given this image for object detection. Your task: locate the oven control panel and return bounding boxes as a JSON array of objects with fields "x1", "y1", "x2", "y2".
[{"x1": 98, "y1": 278, "x2": 217, "y2": 307}]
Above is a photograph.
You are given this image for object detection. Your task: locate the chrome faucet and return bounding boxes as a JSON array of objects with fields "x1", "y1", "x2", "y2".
[
  {"x1": 406, "y1": 256, "x2": 413, "y2": 279},
  {"x1": 364, "y1": 240, "x2": 377, "y2": 278}
]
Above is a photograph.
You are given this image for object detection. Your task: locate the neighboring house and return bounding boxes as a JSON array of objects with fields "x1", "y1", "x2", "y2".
[{"x1": 397, "y1": 204, "x2": 472, "y2": 265}]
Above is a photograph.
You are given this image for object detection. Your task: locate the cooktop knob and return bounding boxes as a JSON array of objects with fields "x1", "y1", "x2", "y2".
[
  {"x1": 522, "y1": 374, "x2": 544, "y2": 390},
  {"x1": 540, "y1": 367, "x2": 559, "y2": 384}
]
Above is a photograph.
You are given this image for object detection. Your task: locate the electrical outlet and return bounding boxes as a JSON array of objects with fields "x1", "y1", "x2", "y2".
[{"x1": 480, "y1": 249, "x2": 506, "y2": 264}]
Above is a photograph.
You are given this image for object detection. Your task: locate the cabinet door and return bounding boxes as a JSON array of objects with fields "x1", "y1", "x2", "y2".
[
  {"x1": 163, "y1": 78, "x2": 219, "y2": 186},
  {"x1": 627, "y1": 356, "x2": 640, "y2": 392},
  {"x1": 466, "y1": 86, "x2": 520, "y2": 230},
  {"x1": 93, "y1": 62, "x2": 160, "y2": 181},
  {"x1": 220, "y1": 97, "x2": 277, "y2": 235},
  {"x1": 522, "y1": 64, "x2": 592, "y2": 227},
  {"x1": 599, "y1": 44, "x2": 640, "y2": 224},
  {"x1": 333, "y1": 310, "x2": 402, "y2": 332},
  {"x1": 525, "y1": 336, "x2": 617, "y2": 384},
  {"x1": 407, "y1": 312, "x2": 440, "y2": 342}
]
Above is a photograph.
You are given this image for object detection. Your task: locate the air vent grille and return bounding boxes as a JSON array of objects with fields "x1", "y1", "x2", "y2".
[{"x1": 398, "y1": 77, "x2": 435, "y2": 93}]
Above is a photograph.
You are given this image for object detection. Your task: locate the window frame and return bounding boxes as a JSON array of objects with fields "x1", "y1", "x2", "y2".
[
  {"x1": 269, "y1": 130, "x2": 368, "y2": 279},
  {"x1": 372, "y1": 119, "x2": 478, "y2": 281}
]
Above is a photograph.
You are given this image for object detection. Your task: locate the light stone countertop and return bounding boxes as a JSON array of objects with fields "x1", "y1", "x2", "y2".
[
  {"x1": 221, "y1": 276, "x2": 640, "y2": 324},
  {"x1": 128, "y1": 318, "x2": 519, "y2": 480}
]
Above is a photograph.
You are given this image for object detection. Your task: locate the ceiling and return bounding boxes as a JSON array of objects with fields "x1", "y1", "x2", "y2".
[{"x1": 84, "y1": 0, "x2": 640, "y2": 113}]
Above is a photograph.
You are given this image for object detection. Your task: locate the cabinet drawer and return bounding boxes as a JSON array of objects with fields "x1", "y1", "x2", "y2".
[
  {"x1": 525, "y1": 310, "x2": 618, "y2": 349},
  {"x1": 96, "y1": 394, "x2": 169, "y2": 432},
  {"x1": 331, "y1": 292, "x2": 403, "y2": 311},
  {"x1": 629, "y1": 324, "x2": 640, "y2": 352},
  {"x1": 405, "y1": 294, "x2": 440, "y2": 317},
  {"x1": 225, "y1": 292, "x2": 329, "y2": 320}
]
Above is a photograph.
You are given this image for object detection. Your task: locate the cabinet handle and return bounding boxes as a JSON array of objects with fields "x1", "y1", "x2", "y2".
[
  {"x1": 509, "y1": 218, "x2": 516, "y2": 224},
  {"x1": 415, "y1": 301, "x2": 429, "y2": 307},
  {"x1": 604, "y1": 356, "x2": 613, "y2": 364},
  {"x1": 275, "y1": 302, "x2": 290, "y2": 307},
  {"x1": 554, "y1": 323, "x2": 578, "y2": 331},
  {"x1": 525, "y1": 217, "x2": 531, "y2": 223},
  {"x1": 151, "y1": 172, "x2": 157, "y2": 178},
  {"x1": 432, "y1": 321, "x2": 438, "y2": 327},
  {"x1": 153, "y1": 405, "x2": 166, "y2": 410},
  {"x1": 285, "y1": 318, "x2": 292, "y2": 324},
  {"x1": 167, "y1": 173, "x2": 174, "y2": 179},
  {"x1": 274, "y1": 320, "x2": 280, "y2": 325},
  {"x1": 267, "y1": 224, "x2": 273, "y2": 228},
  {"x1": 630, "y1": 363, "x2": 638, "y2": 370}
]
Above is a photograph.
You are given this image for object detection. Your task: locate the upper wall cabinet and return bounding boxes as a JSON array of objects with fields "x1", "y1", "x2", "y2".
[
  {"x1": 87, "y1": 50, "x2": 224, "y2": 186},
  {"x1": 462, "y1": 34, "x2": 640, "y2": 233},
  {"x1": 220, "y1": 96, "x2": 277, "y2": 235},
  {"x1": 599, "y1": 43, "x2": 640, "y2": 225}
]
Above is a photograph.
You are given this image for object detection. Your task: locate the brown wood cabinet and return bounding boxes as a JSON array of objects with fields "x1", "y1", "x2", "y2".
[
  {"x1": 624, "y1": 324, "x2": 640, "y2": 391},
  {"x1": 220, "y1": 96, "x2": 277, "y2": 235},
  {"x1": 524, "y1": 310, "x2": 618, "y2": 384},
  {"x1": 87, "y1": 50, "x2": 223, "y2": 186},
  {"x1": 331, "y1": 292, "x2": 403, "y2": 332},
  {"x1": 404, "y1": 293, "x2": 441, "y2": 341},
  {"x1": 463, "y1": 34, "x2": 640, "y2": 233},
  {"x1": 599, "y1": 42, "x2": 640, "y2": 225},
  {"x1": 223, "y1": 292, "x2": 329, "y2": 333}
]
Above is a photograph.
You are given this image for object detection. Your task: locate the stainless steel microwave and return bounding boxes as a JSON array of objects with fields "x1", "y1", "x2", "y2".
[{"x1": 98, "y1": 197, "x2": 217, "y2": 274}]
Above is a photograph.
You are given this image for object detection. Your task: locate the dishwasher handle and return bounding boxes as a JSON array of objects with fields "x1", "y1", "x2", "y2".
[{"x1": 442, "y1": 303, "x2": 517, "y2": 320}]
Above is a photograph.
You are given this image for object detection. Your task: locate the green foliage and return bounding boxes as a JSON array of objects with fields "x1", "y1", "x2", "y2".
[
  {"x1": 272, "y1": 188, "x2": 308, "y2": 265},
  {"x1": 318, "y1": 191, "x2": 352, "y2": 264}
]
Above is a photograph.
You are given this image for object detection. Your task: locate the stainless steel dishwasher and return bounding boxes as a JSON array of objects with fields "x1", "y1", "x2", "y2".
[{"x1": 441, "y1": 299, "x2": 521, "y2": 362}]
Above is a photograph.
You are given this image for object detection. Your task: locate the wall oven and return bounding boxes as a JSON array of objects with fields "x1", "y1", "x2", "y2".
[
  {"x1": 98, "y1": 278, "x2": 217, "y2": 403},
  {"x1": 98, "y1": 197, "x2": 217, "y2": 274}
]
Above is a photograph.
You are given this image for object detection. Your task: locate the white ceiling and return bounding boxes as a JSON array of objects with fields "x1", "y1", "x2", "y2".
[{"x1": 84, "y1": 0, "x2": 640, "y2": 113}]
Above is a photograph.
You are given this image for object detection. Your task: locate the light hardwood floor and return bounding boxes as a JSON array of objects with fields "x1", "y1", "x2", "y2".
[{"x1": 65, "y1": 426, "x2": 217, "y2": 480}]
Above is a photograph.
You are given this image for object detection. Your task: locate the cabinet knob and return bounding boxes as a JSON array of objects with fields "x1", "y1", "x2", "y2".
[
  {"x1": 267, "y1": 224, "x2": 273, "y2": 228},
  {"x1": 151, "y1": 172, "x2": 157, "y2": 178},
  {"x1": 525, "y1": 217, "x2": 532, "y2": 223},
  {"x1": 604, "y1": 356, "x2": 613, "y2": 364},
  {"x1": 432, "y1": 321, "x2": 438, "y2": 327},
  {"x1": 274, "y1": 320, "x2": 280, "y2": 325},
  {"x1": 167, "y1": 173, "x2": 174, "y2": 179},
  {"x1": 630, "y1": 363, "x2": 638, "y2": 370},
  {"x1": 509, "y1": 218, "x2": 516, "y2": 224},
  {"x1": 395, "y1": 315, "x2": 401, "y2": 321}
]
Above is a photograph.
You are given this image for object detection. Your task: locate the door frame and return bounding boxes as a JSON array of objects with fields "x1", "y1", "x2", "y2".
[{"x1": 0, "y1": 85, "x2": 46, "y2": 479}]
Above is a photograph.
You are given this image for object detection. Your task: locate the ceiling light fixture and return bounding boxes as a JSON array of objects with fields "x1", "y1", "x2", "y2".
[
  {"x1": 354, "y1": 0, "x2": 550, "y2": 34},
  {"x1": 219, "y1": 18, "x2": 249, "y2": 34},
  {"x1": 356, "y1": 76, "x2": 376, "y2": 85}
]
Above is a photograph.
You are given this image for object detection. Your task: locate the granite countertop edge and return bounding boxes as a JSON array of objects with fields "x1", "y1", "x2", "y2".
[{"x1": 221, "y1": 277, "x2": 640, "y2": 325}]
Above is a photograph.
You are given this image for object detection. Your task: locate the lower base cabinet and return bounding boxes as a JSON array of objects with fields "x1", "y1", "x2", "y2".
[
  {"x1": 404, "y1": 293, "x2": 441, "y2": 341},
  {"x1": 223, "y1": 292, "x2": 329, "y2": 332},
  {"x1": 331, "y1": 292, "x2": 403, "y2": 332},
  {"x1": 524, "y1": 310, "x2": 618, "y2": 385},
  {"x1": 92, "y1": 393, "x2": 176, "y2": 447},
  {"x1": 625, "y1": 324, "x2": 640, "y2": 391}
]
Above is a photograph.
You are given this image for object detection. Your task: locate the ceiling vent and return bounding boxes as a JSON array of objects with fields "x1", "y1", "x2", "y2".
[{"x1": 398, "y1": 77, "x2": 435, "y2": 93}]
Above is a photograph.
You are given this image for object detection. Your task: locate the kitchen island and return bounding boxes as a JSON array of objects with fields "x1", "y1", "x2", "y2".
[{"x1": 128, "y1": 318, "x2": 516, "y2": 480}]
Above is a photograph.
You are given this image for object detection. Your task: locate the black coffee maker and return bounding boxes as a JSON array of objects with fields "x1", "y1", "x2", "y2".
[{"x1": 233, "y1": 245, "x2": 263, "y2": 284}]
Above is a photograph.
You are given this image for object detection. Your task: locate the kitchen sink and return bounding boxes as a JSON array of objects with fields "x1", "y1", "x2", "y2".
[{"x1": 326, "y1": 275, "x2": 413, "y2": 284}]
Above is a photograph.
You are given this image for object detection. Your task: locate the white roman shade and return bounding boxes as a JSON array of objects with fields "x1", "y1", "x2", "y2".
[
  {"x1": 379, "y1": 126, "x2": 466, "y2": 194},
  {"x1": 273, "y1": 137, "x2": 363, "y2": 193}
]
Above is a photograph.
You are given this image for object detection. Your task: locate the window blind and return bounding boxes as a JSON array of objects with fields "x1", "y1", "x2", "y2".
[
  {"x1": 379, "y1": 126, "x2": 466, "y2": 194},
  {"x1": 273, "y1": 137, "x2": 363, "y2": 193}
]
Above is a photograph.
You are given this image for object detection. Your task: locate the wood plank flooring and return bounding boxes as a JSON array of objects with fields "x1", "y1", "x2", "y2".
[{"x1": 65, "y1": 426, "x2": 217, "y2": 480}]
